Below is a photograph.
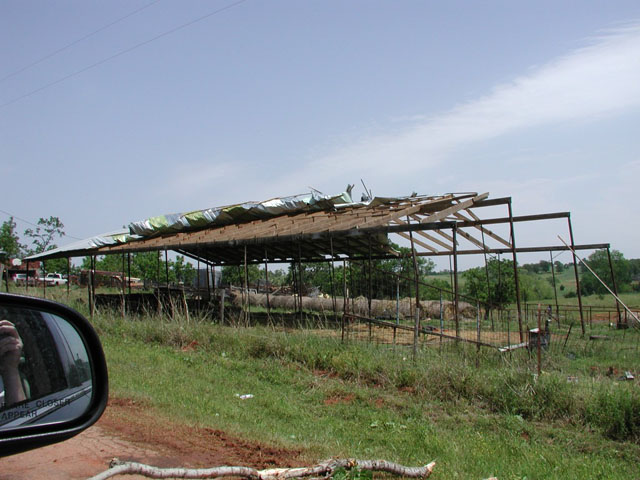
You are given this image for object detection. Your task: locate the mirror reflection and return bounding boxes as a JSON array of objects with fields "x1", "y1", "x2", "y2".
[{"x1": 0, "y1": 305, "x2": 92, "y2": 429}]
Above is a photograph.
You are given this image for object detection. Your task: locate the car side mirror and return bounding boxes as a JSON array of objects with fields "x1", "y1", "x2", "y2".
[{"x1": 0, "y1": 293, "x2": 108, "y2": 457}]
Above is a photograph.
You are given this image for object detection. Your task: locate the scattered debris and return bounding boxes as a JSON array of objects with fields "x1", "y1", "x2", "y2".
[
  {"x1": 621, "y1": 371, "x2": 635, "y2": 381},
  {"x1": 235, "y1": 394, "x2": 254, "y2": 400}
]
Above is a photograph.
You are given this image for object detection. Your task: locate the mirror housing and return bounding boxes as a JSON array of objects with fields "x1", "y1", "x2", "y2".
[{"x1": 0, "y1": 293, "x2": 108, "y2": 457}]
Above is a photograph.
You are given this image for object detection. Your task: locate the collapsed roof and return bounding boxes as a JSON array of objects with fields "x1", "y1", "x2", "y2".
[{"x1": 26, "y1": 188, "x2": 607, "y2": 266}]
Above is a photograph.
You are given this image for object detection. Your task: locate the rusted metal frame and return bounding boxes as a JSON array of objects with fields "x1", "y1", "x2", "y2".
[
  {"x1": 344, "y1": 312, "x2": 498, "y2": 349},
  {"x1": 393, "y1": 229, "x2": 438, "y2": 253},
  {"x1": 433, "y1": 228, "x2": 455, "y2": 247},
  {"x1": 457, "y1": 211, "x2": 570, "y2": 228},
  {"x1": 453, "y1": 226, "x2": 460, "y2": 339},
  {"x1": 472, "y1": 197, "x2": 511, "y2": 208},
  {"x1": 196, "y1": 246, "x2": 201, "y2": 311},
  {"x1": 66, "y1": 257, "x2": 70, "y2": 298},
  {"x1": 329, "y1": 237, "x2": 337, "y2": 321},
  {"x1": 567, "y1": 215, "x2": 585, "y2": 335},
  {"x1": 244, "y1": 245, "x2": 250, "y2": 324},
  {"x1": 408, "y1": 218, "x2": 422, "y2": 315},
  {"x1": 550, "y1": 251, "x2": 560, "y2": 326},
  {"x1": 406, "y1": 216, "x2": 452, "y2": 250},
  {"x1": 507, "y1": 200, "x2": 524, "y2": 343},
  {"x1": 127, "y1": 252, "x2": 132, "y2": 297},
  {"x1": 121, "y1": 253, "x2": 126, "y2": 318},
  {"x1": 481, "y1": 228, "x2": 494, "y2": 331},
  {"x1": 368, "y1": 262, "x2": 478, "y2": 306},
  {"x1": 90, "y1": 256, "x2": 96, "y2": 320},
  {"x1": 412, "y1": 243, "x2": 610, "y2": 257},
  {"x1": 156, "y1": 251, "x2": 161, "y2": 314},
  {"x1": 419, "y1": 193, "x2": 489, "y2": 224},
  {"x1": 452, "y1": 227, "x2": 488, "y2": 251},
  {"x1": 606, "y1": 247, "x2": 624, "y2": 328},
  {"x1": 42, "y1": 260, "x2": 47, "y2": 298},
  {"x1": 453, "y1": 210, "x2": 511, "y2": 248},
  {"x1": 297, "y1": 242, "x2": 304, "y2": 321},
  {"x1": 367, "y1": 237, "x2": 373, "y2": 321},
  {"x1": 342, "y1": 258, "x2": 347, "y2": 342},
  {"x1": 409, "y1": 221, "x2": 422, "y2": 358},
  {"x1": 264, "y1": 247, "x2": 271, "y2": 317},
  {"x1": 165, "y1": 249, "x2": 172, "y2": 319},
  {"x1": 348, "y1": 250, "x2": 356, "y2": 322}
]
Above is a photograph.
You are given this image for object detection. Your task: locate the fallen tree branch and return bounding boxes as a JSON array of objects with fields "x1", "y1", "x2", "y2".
[{"x1": 87, "y1": 458, "x2": 436, "y2": 480}]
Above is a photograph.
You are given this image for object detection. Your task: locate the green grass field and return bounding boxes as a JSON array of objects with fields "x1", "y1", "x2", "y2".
[
  {"x1": 7, "y1": 283, "x2": 640, "y2": 478},
  {"x1": 89, "y1": 311, "x2": 640, "y2": 480}
]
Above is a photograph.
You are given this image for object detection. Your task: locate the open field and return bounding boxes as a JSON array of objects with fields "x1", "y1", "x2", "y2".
[{"x1": 80, "y1": 309, "x2": 640, "y2": 480}]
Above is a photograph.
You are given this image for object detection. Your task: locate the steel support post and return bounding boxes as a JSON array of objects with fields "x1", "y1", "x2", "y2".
[
  {"x1": 567, "y1": 216, "x2": 585, "y2": 335},
  {"x1": 507, "y1": 200, "x2": 524, "y2": 342},
  {"x1": 606, "y1": 247, "x2": 624, "y2": 328}
]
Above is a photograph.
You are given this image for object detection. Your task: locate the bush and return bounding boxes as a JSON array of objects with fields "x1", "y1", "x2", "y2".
[{"x1": 586, "y1": 384, "x2": 640, "y2": 441}]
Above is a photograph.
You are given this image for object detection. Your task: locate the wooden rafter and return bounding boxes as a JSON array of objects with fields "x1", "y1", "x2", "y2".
[
  {"x1": 452, "y1": 211, "x2": 512, "y2": 248},
  {"x1": 419, "y1": 192, "x2": 489, "y2": 224}
]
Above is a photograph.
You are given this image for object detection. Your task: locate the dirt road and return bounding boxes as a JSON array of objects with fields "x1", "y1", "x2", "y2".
[{"x1": 1, "y1": 396, "x2": 303, "y2": 480}]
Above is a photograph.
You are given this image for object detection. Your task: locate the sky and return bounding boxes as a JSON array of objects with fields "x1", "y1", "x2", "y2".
[{"x1": 1, "y1": 1, "x2": 639, "y2": 269}]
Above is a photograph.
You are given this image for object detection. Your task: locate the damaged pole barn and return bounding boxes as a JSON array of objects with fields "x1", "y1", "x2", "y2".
[{"x1": 26, "y1": 188, "x2": 630, "y2": 361}]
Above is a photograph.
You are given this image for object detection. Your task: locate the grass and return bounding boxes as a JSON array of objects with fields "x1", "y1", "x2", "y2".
[{"x1": 90, "y1": 311, "x2": 640, "y2": 479}]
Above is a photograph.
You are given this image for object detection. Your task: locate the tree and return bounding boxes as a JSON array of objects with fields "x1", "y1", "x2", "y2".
[
  {"x1": 23, "y1": 216, "x2": 65, "y2": 254},
  {"x1": 220, "y1": 264, "x2": 262, "y2": 287},
  {"x1": 0, "y1": 217, "x2": 23, "y2": 257},
  {"x1": 82, "y1": 252, "x2": 196, "y2": 285},
  {"x1": 462, "y1": 259, "x2": 516, "y2": 308},
  {"x1": 579, "y1": 249, "x2": 631, "y2": 296}
]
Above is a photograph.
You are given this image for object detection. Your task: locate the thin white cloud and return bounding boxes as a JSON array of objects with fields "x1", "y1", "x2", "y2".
[{"x1": 295, "y1": 22, "x2": 640, "y2": 186}]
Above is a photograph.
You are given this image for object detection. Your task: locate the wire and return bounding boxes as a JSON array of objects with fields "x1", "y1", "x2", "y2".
[
  {"x1": 0, "y1": 0, "x2": 248, "y2": 110},
  {"x1": 0, "y1": 209, "x2": 82, "y2": 240},
  {"x1": 0, "y1": 0, "x2": 163, "y2": 84}
]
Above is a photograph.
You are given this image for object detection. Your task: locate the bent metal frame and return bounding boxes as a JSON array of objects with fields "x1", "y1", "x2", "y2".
[{"x1": 26, "y1": 191, "x2": 620, "y2": 346}]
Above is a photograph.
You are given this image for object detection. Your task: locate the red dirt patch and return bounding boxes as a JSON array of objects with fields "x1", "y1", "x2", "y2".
[
  {"x1": 1, "y1": 394, "x2": 304, "y2": 479},
  {"x1": 324, "y1": 393, "x2": 355, "y2": 406}
]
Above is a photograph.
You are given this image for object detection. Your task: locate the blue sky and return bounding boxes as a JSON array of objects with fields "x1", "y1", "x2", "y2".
[{"x1": 1, "y1": 1, "x2": 639, "y2": 268}]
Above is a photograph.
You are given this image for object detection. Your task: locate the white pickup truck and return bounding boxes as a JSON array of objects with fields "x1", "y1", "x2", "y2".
[{"x1": 40, "y1": 273, "x2": 68, "y2": 286}]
